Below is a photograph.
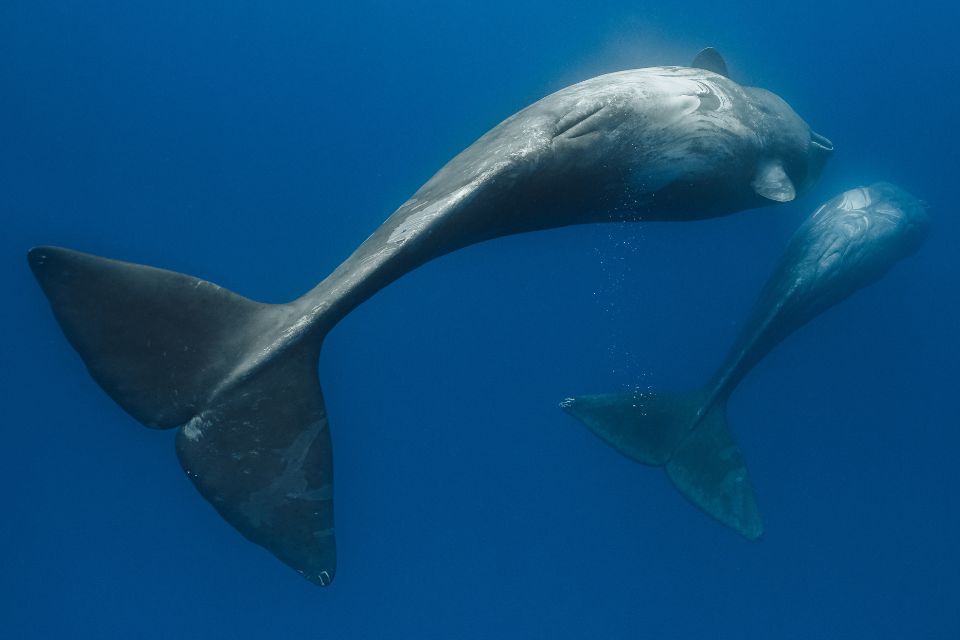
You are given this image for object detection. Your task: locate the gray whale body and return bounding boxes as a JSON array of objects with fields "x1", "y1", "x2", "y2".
[
  {"x1": 561, "y1": 183, "x2": 929, "y2": 539},
  {"x1": 27, "y1": 50, "x2": 830, "y2": 585}
]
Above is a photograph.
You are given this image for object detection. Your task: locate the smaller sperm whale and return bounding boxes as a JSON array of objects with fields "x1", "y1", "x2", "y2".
[{"x1": 561, "y1": 183, "x2": 929, "y2": 539}]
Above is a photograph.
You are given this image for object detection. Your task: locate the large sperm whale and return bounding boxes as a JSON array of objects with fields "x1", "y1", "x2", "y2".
[
  {"x1": 27, "y1": 49, "x2": 831, "y2": 585},
  {"x1": 561, "y1": 183, "x2": 928, "y2": 539}
]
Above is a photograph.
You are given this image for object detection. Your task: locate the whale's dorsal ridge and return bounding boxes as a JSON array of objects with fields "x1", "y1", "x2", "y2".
[{"x1": 691, "y1": 47, "x2": 729, "y2": 78}]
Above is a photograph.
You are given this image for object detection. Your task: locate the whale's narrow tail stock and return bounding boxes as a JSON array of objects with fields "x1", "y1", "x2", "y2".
[
  {"x1": 27, "y1": 246, "x2": 337, "y2": 586},
  {"x1": 559, "y1": 391, "x2": 763, "y2": 540}
]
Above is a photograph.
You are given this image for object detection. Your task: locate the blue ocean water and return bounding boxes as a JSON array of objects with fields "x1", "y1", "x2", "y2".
[{"x1": 2, "y1": 1, "x2": 957, "y2": 637}]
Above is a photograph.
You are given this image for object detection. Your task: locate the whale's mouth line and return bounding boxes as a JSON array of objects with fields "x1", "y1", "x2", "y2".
[{"x1": 811, "y1": 131, "x2": 834, "y2": 152}]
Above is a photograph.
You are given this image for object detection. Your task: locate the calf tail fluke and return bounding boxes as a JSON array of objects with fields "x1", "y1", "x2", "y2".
[
  {"x1": 28, "y1": 246, "x2": 337, "y2": 585},
  {"x1": 560, "y1": 390, "x2": 762, "y2": 540}
]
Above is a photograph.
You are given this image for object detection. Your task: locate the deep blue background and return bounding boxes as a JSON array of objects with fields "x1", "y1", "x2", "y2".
[{"x1": 2, "y1": 1, "x2": 957, "y2": 638}]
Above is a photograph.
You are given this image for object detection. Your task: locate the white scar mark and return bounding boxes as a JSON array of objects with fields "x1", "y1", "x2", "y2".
[
  {"x1": 278, "y1": 314, "x2": 312, "y2": 341},
  {"x1": 387, "y1": 175, "x2": 489, "y2": 244},
  {"x1": 240, "y1": 419, "x2": 329, "y2": 527},
  {"x1": 183, "y1": 411, "x2": 214, "y2": 442}
]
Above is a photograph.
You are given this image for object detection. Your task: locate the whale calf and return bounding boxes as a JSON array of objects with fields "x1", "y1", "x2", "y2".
[
  {"x1": 27, "y1": 50, "x2": 830, "y2": 585},
  {"x1": 561, "y1": 183, "x2": 929, "y2": 539}
]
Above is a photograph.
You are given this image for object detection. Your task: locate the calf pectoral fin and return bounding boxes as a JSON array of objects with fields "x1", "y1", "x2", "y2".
[{"x1": 752, "y1": 160, "x2": 796, "y2": 202}]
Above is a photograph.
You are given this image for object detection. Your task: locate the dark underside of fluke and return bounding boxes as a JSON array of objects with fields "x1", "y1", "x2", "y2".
[
  {"x1": 560, "y1": 390, "x2": 763, "y2": 540},
  {"x1": 28, "y1": 246, "x2": 337, "y2": 586}
]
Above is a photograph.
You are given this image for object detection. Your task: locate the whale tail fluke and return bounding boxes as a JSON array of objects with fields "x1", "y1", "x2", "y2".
[
  {"x1": 28, "y1": 246, "x2": 337, "y2": 585},
  {"x1": 560, "y1": 390, "x2": 763, "y2": 540}
]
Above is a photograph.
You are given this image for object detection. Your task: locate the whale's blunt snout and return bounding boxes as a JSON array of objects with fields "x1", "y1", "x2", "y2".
[{"x1": 810, "y1": 131, "x2": 833, "y2": 153}]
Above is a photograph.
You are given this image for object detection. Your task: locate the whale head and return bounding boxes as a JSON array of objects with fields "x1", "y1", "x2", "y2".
[
  {"x1": 829, "y1": 182, "x2": 930, "y2": 256},
  {"x1": 743, "y1": 87, "x2": 833, "y2": 204},
  {"x1": 791, "y1": 182, "x2": 929, "y2": 289}
]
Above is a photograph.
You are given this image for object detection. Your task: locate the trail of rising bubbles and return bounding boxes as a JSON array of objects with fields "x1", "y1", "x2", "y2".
[{"x1": 591, "y1": 221, "x2": 652, "y2": 412}]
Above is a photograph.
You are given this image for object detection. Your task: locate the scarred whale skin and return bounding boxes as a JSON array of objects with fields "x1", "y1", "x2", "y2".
[
  {"x1": 562, "y1": 183, "x2": 929, "y2": 540},
  {"x1": 27, "y1": 50, "x2": 831, "y2": 585},
  {"x1": 299, "y1": 61, "x2": 833, "y2": 333}
]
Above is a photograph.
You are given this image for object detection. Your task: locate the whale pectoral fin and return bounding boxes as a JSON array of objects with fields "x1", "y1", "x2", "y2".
[
  {"x1": 665, "y1": 403, "x2": 763, "y2": 540},
  {"x1": 691, "y1": 47, "x2": 729, "y2": 77},
  {"x1": 752, "y1": 160, "x2": 797, "y2": 203},
  {"x1": 176, "y1": 348, "x2": 337, "y2": 586}
]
